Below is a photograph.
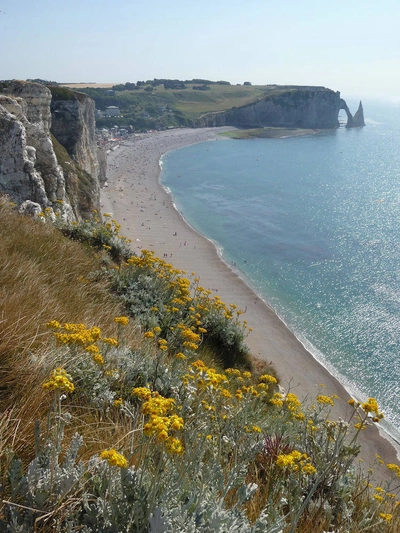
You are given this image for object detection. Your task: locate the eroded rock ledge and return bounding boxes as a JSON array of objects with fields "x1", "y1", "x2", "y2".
[{"x1": 0, "y1": 80, "x2": 106, "y2": 221}]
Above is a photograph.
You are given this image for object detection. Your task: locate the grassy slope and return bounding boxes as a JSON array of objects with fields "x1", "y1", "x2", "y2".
[
  {"x1": 0, "y1": 200, "x2": 130, "y2": 456},
  {"x1": 1, "y1": 200, "x2": 399, "y2": 531},
  {"x1": 74, "y1": 84, "x2": 299, "y2": 128}
]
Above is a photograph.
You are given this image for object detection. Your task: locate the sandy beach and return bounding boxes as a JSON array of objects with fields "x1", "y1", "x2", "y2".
[{"x1": 101, "y1": 127, "x2": 399, "y2": 475}]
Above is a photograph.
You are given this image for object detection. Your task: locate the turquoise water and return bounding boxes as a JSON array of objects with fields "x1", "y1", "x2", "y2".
[{"x1": 160, "y1": 101, "x2": 400, "y2": 440}]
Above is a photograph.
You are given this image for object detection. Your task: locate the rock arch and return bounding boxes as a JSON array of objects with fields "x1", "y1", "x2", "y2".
[{"x1": 340, "y1": 99, "x2": 365, "y2": 128}]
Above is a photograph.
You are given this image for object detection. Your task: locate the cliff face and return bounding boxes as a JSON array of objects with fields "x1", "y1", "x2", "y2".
[
  {"x1": 49, "y1": 87, "x2": 107, "y2": 216},
  {"x1": 50, "y1": 88, "x2": 100, "y2": 181},
  {"x1": 0, "y1": 81, "x2": 105, "y2": 220},
  {"x1": 197, "y1": 87, "x2": 363, "y2": 130}
]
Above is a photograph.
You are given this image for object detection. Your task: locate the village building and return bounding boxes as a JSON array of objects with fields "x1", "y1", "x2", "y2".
[{"x1": 104, "y1": 106, "x2": 120, "y2": 117}]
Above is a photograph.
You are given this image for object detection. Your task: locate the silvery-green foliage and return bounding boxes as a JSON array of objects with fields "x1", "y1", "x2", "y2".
[
  {"x1": 72, "y1": 355, "x2": 116, "y2": 409},
  {"x1": 152, "y1": 484, "x2": 284, "y2": 533},
  {"x1": 4, "y1": 433, "x2": 84, "y2": 532},
  {"x1": 78, "y1": 458, "x2": 151, "y2": 532},
  {"x1": 114, "y1": 346, "x2": 184, "y2": 398}
]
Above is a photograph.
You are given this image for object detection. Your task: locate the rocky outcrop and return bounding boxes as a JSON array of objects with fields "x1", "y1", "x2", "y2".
[
  {"x1": 352, "y1": 101, "x2": 365, "y2": 127},
  {"x1": 339, "y1": 99, "x2": 365, "y2": 128},
  {"x1": 197, "y1": 86, "x2": 364, "y2": 130},
  {"x1": 0, "y1": 82, "x2": 73, "y2": 219},
  {"x1": 0, "y1": 80, "x2": 105, "y2": 220}
]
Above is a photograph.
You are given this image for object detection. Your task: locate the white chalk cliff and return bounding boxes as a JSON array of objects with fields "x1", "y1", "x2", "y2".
[{"x1": 0, "y1": 80, "x2": 105, "y2": 220}]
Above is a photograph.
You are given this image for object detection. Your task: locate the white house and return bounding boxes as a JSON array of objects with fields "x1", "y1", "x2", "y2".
[{"x1": 105, "y1": 106, "x2": 120, "y2": 117}]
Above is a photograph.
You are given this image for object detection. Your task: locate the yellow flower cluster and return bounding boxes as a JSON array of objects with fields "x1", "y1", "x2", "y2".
[
  {"x1": 133, "y1": 387, "x2": 184, "y2": 455},
  {"x1": 132, "y1": 387, "x2": 153, "y2": 400},
  {"x1": 114, "y1": 316, "x2": 129, "y2": 326},
  {"x1": 361, "y1": 397, "x2": 384, "y2": 420},
  {"x1": 386, "y1": 463, "x2": 400, "y2": 477},
  {"x1": 100, "y1": 448, "x2": 128, "y2": 468},
  {"x1": 49, "y1": 322, "x2": 101, "y2": 346},
  {"x1": 284, "y1": 393, "x2": 304, "y2": 420},
  {"x1": 46, "y1": 321, "x2": 124, "y2": 372},
  {"x1": 276, "y1": 450, "x2": 316, "y2": 475},
  {"x1": 269, "y1": 392, "x2": 304, "y2": 420},
  {"x1": 92, "y1": 353, "x2": 105, "y2": 366},
  {"x1": 186, "y1": 360, "x2": 229, "y2": 391},
  {"x1": 46, "y1": 320, "x2": 62, "y2": 329},
  {"x1": 42, "y1": 368, "x2": 74, "y2": 393},
  {"x1": 259, "y1": 374, "x2": 277, "y2": 384},
  {"x1": 158, "y1": 338, "x2": 168, "y2": 351},
  {"x1": 124, "y1": 249, "x2": 249, "y2": 357},
  {"x1": 348, "y1": 397, "x2": 384, "y2": 423},
  {"x1": 103, "y1": 337, "x2": 119, "y2": 347},
  {"x1": 84, "y1": 344, "x2": 104, "y2": 365},
  {"x1": 244, "y1": 425, "x2": 262, "y2": 433},
  {"x1": 270, "y1": 393, "x2": 284, "y2": 407},
  {"x1": 316, "y1": 394, "x2": 335, "y2": 406}
]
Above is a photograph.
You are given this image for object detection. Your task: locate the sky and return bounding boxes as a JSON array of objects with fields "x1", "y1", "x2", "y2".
[{"x1": 1, "y1": 0, "x2": 400, "y2": 101}]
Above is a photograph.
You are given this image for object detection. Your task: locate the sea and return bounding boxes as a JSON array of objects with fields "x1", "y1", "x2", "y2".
[{"x1": 160, "y1": 100, "x2": 400, "y2": 443}]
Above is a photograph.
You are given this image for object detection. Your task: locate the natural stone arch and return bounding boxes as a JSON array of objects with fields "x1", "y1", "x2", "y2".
[{"x1": 339, "y1": 99, "x2": 365, "y2": 128}]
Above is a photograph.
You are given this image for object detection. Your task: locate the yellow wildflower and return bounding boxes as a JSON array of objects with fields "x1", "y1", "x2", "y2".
[
  {"x1": 42, "y1": 368, "x2": 74, "y2": 393},
  {"x1": 165, "y1": 437, "x2": 184, "y2": 455},
  {"x1": 114, "y1": 316, "x2": 129, "y2": 326},
  {"x1": 85, "y1": 344, "x2": 100, "y2": 354},
  {"x1": 302, "y1": 464, "x2": 317, "y2": 475},
  {"x1": 102, "y1": 337, "x2": 118, "y2": 347},
  {"x1": 92, "y1": 353, "x2": 104, "y2": 366},
  {"x1": 46, "y1": 320, "x2": 61, "y2": 329},
  {"x1": 316, "y1": 394, "x2": 335, "y2": 406},
  {"x1": 259, "y1": 374, "x2": 277, "y2": 384},
  {"x1": 132, "y1": 387, "x2": 152, "y2": 400},
  {"x1": 100, "y1": 449, "x2": 127, "y2": 468}
]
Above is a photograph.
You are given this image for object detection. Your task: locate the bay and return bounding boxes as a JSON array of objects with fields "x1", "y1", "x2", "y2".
[{"x1": 161, "y1": 101, "x2": 400, "y2": 441}]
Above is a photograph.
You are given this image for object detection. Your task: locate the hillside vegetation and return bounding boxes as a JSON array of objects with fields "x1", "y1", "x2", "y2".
[
  {"x1": 1, "y1": 198, "x2": 400, "y2": 532},
  {"x1": 72, "y1": 82, "x2": 296, "y2": 130}
]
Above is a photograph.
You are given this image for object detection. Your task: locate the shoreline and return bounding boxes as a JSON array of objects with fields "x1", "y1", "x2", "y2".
[{"x1": 100, "y1": 127, "x2": 400, "y2": 476}]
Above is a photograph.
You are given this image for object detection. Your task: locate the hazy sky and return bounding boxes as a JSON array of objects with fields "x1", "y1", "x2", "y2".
[{"x1": 1, "y1": 0, "x2": 400, "y2": 100}]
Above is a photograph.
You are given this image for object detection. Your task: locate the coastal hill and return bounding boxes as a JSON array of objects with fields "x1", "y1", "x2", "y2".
[
  {"x1": 197, "y1": 87, "x2": 365, "y2": 129},
  {"x1": 63, "y1": 80, "x2": 364, "y2": 131}
]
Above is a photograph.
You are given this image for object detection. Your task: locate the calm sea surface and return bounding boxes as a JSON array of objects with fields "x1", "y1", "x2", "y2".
[{"x1": 161, "y1": 101, "x2": 400, "y2": 441}]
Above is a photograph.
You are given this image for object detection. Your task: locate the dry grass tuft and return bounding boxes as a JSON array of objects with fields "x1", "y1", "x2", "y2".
[{"x1": 0, "y1": 198, "x2": 139, "y2": 459}]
